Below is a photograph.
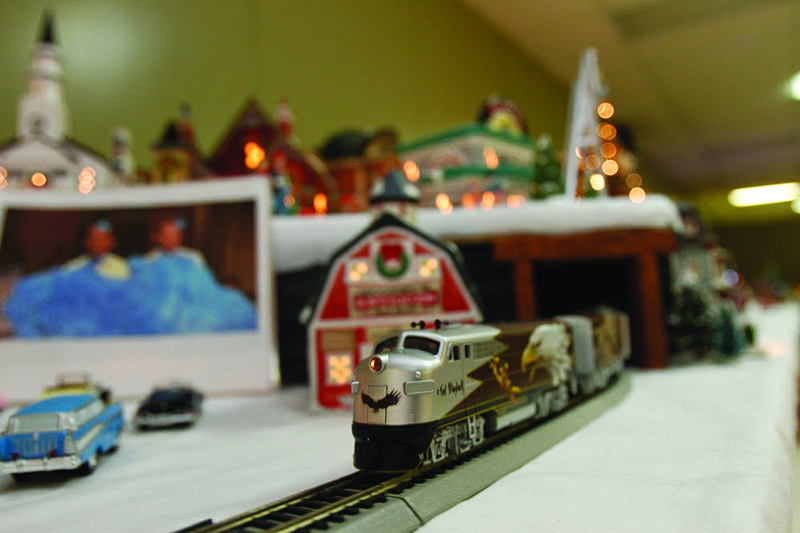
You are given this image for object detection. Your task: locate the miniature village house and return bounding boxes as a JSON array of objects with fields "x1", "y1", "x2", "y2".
[
  {"x1": 398, "y1": 95, "x2": 535, "y2": 211},
  {"x1": 150, "y1": 105, "x2": 213, "y2": 183},
  {"x1": 318, "y1": 129, "x2": 401, "y2": 213},
  {"x1": 208, "y1": 99, "x2": 334, "y2": 214},
  {"x1": 302, "y1": 170, "x2": 483, "y2": 409}
]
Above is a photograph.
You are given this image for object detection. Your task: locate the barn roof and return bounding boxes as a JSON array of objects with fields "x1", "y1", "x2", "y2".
[{"x1": 300, "y1": 211, "x2": 483, "y2": 325}]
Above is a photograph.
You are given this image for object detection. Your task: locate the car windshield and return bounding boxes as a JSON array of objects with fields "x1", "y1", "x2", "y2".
[
  {"x1": 8, "y1": 414, "x2": 61, "y2": 433},
  {"x1": 150, "y1": 389, "x2": 188, "y2": 403},
  {"x1": 403, "y1": 335, "x2": 441, "y2": 356}
]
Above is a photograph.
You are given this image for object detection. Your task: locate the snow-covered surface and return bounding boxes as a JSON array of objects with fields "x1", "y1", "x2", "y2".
[
  {"x1": 1, "y1": 301, "x2": 794, "y2": 533},
  {"x1": 421, "y1": 302, "x2": 800, "y2": 533},
  {"x1": 0, "y1": 388, "x2": 355, "y2": 533},
  {"x1": 272, "y1": 194, "x2": 683, "y2": 273}
]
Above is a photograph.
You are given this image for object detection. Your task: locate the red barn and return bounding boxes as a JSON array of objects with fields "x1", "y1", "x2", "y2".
[{"x1": 302, "y1": 211, "x2": 483, "y2": 409}]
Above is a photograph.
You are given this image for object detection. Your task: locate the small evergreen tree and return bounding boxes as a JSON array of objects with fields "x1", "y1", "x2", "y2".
[
  {"x1": 667, "y1": 285, "x2": 719, "y2": 359},
  {"x1": 530, "y1": 134, "x2": 563, "y2": 198}
]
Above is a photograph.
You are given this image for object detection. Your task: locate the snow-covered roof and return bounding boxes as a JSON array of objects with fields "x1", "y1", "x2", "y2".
[{"x1": 272, "y1": 194, "x2": 683, "y2": 273}]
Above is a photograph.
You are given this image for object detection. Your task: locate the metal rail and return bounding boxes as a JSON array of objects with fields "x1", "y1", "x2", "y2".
[
  {"x1": 174, "y1": 373, "x2": 631, "y2": 533},
  {"x1": 177, "y1": 466, "x2": 452, "y2": 533}
]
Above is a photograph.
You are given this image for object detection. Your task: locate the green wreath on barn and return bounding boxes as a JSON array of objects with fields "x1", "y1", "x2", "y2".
[{"x1": 376, "y1": 249, "x2": 410, "y2": 279}]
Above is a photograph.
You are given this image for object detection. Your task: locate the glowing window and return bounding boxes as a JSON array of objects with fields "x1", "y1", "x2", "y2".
[
  {"x1": 31, "y1": 172, "x2": 47, "y2": 187},
  {"x1": 481, "y1": 191, "x2": 495, "y2": 210},
  {"x1": 435, "y1": 193, "x2": 452, "y2": 214},
  {"x1": 419, "y1": 257, "x2": 439, "y2": 278},
  {"x1": 404, "y1": 160, "x2": 420, "y2": 182},
  {"x1": 244, "y1": 142, "x2": 266, "y2": 170},
  {"x1": 484, "y1": 147, "x2": 499, "y2": 169},
  {"x1": 348, "y1": 261, "x2": 369, "y2": 282},
  {"x1": 313, "y1": 193, "x2": 328, "y2": 214},
  {"x1": 327, "y1": 354, "x2": 353, "y2": 385}
]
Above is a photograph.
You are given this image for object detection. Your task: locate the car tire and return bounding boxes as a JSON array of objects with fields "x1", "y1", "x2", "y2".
[{"x1": 79, "y1": 452, "x2": 98, "y2": 476}]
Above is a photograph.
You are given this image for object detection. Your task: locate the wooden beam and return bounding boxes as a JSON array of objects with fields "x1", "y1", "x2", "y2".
[{"x1": 489, "y1": 228, "x2": 677, "y2": 368}]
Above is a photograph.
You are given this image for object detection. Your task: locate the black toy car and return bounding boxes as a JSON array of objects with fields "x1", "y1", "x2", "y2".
[{"x1": 133, "y1": 383, "x2": 203, "y2": 429}]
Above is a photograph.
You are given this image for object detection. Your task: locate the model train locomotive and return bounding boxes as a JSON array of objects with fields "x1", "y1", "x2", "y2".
[{"x1": 351, "y1": 308, "x2": 631, "y2": 471}]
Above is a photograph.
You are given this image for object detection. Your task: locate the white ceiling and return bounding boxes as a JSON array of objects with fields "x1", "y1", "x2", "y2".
[{"x1": 458, "y1": 0, "x2": 800, "y2": 194}]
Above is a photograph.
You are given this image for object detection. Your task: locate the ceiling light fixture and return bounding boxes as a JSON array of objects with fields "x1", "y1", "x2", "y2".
[
  {"x1": 789, "y1": 71, "x2": 800, "y2": 101},
  {"x1": 728, "y1": 182, "x2": 800, "y2": 207}
]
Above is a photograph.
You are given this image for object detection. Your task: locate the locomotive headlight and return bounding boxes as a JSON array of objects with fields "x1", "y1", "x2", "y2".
[{"x1": 369, "y1": 355, "x2": 385, "y2": 373}]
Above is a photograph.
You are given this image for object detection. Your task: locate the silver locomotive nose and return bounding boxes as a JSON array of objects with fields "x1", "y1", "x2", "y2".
[
  {"x1": 353, "y1": 348, "x2": 439, "y2": 428},
  {"x1": 352, "y1": 347, "x2": 441, "y2": 472}
]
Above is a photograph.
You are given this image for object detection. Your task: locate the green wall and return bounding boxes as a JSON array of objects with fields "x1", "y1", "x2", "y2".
[
  {"x1": 6, "y1": 1, "x2": 793, "y2": 289},
  {"x1": 686, "y1": 191, "x2": 800, "y2": 287},
  {"x1": 714, "y1": 221, "x2": 800, "y2": 289},
  {"x1": 0, "y1": 0, "x2": 569, "y2": 169}
]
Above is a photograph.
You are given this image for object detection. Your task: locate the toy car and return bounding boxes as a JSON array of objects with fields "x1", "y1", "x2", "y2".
[
  {"x1": 0, "y1": 393, "x2": 124, "y2": 479},
  {"x1": 133, "y1": 384, "x2": 203, "y2": 429}
]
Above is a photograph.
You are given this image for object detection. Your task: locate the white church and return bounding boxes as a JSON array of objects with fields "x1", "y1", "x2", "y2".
[{"x1": 0, "y1": 12, "x2": 119, "y2": 191}]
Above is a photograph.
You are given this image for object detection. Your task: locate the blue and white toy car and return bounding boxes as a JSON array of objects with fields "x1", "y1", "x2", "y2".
[{"x1": 0, "y1": 393, "x2": 123, "y2": 479}]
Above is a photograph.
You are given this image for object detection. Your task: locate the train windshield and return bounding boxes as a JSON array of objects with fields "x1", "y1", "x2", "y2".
[
  {"x1": 373, "y1": 336, "x2": 398, "y2": 355},
  {"x1": 403, "y1": 335, "x2": 441, "y2": 356}
]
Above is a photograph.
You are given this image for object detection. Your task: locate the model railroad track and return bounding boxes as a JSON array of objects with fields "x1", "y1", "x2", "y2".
[
  {"x1": 174, "y1": 470, "x2": 406, "y2": 533},
  {"x1": 175, "y1": 446, "x2": 492, "y2": 533},
  {"x1": 174, "y1": 373, "x2": 631, "y2": 533}
]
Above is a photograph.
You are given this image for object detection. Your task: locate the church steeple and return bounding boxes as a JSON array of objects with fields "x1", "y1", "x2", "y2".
[
  {"x1": 18, "y1": 10, "x2": 69, "y2": 141},
  {"x1": 39, "y1": 10, "x2": 56, "y2": 45}
]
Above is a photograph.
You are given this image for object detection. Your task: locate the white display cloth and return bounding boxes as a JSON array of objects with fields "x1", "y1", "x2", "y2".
[
  {"x1": 0, "y1": 302, "x2": 796, "y2": 533},
  {"x1": 420, "y1": 302, "x2": 800, "y2": 533},
  {"x1": 271, "y1": 194, "x2": 684, "y2": 273}
]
